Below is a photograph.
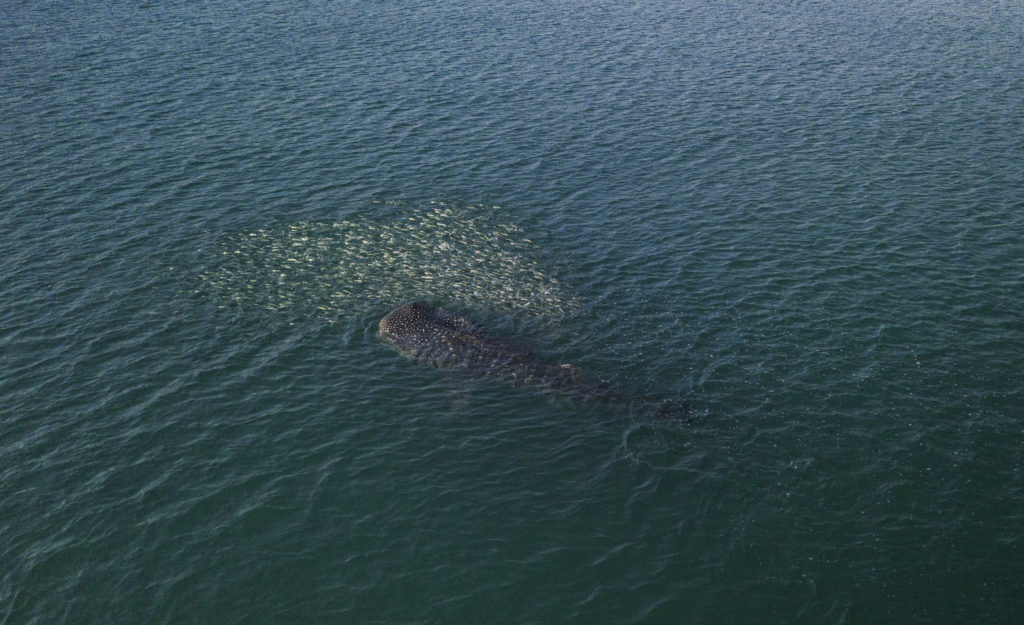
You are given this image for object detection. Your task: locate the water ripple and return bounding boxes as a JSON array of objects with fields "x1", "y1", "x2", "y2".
[{"x1": 3, "y1": 0, "x2": 1024, "y2": 623}]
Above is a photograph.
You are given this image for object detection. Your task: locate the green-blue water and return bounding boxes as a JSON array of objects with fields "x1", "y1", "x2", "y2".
[{"x1": 3, "y1": 1, "x2": 1023, "y2": 623}]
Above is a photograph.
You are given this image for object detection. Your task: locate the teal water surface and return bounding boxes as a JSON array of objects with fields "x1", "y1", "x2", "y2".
[{"x1": 3, "y1": 1, "x2": 1023, "y2": 623}]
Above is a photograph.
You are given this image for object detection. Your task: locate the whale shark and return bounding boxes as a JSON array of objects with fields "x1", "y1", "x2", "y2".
[{"x1": 379, "y1": 301, "x2": 689, "y2": 418}]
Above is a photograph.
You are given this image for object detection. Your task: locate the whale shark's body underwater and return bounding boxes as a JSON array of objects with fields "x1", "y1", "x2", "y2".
[{"x1": 379, "y1": 302, "x2": 688, "y2": 419}]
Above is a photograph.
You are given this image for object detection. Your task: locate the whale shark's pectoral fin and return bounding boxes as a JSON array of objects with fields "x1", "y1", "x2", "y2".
[
  {"x1": 650, "y1": 398, "x2": 693, "y2": 422},
  {"x1": 446, "y1": 383, "x2": 473, "y2": 412},
  {"x1": 440, "y1": 368, "x2": 490, "y2": 411}
]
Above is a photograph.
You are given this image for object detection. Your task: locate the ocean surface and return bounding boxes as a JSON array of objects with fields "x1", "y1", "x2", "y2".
[{"x1": 2, "y1": 1, "x2": 1023, "y2": 623}]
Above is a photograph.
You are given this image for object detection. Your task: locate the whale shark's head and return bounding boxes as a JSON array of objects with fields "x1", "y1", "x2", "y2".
[
  {"x1": 379, "y1": 301, "x2": 492, "y2": 367},
  {"x1": 378, "y1": 301, "x2": 437, "y2": 347}
]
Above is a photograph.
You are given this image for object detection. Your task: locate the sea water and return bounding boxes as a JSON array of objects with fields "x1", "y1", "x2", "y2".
[{"x1": 2, "y1": 1, "x2": 1023, "y2": 623}]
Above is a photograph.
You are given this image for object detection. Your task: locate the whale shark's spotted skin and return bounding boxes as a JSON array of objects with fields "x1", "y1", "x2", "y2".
[
  {"x1": 379, "y1": 302, "x2": 689, "y2": 418},
  {"x1": 379, "y1": 302, "x2": 583, "y2": 389}
]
